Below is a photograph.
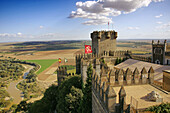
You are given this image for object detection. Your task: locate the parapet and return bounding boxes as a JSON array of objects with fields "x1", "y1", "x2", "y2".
[
  {"x1": 91, "y1": 30, "x2": 117, "y2": 40},
  {"x1": 152, "y1": 40, "x2": 167, "y2": 47}
]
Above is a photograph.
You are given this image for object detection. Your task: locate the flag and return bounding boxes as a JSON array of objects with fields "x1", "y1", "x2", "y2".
[
  {"x1": 58, "y1": 58, "x2": 61, "y2": 63},
  {"x1": 85, "y1": 45, "x2": 92, "y2": 54},
  {"x1": 65, "y1": 58, "x2": 68, "y2": 63},
  {"x1": 108, "y1": 22, "x2": 109, "y2": 26}
]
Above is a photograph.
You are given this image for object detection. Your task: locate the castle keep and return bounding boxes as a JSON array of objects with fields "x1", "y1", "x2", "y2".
[{"x1": 91, "y1": 30, "x2": 117, "y2": 57}]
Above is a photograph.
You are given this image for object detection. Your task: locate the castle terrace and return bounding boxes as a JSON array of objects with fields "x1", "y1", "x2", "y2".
[
  {"x1": 113, "y1": 84, "x2": 170, "y2": 110},
  {"x1": 114, "y1": 59, "x2": 170, "y2": 82}
]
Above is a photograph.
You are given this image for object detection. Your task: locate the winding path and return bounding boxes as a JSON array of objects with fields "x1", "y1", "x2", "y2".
[
  {"x1": 6, "y1": 65, "x2": 33, "y2": 104},
  {"x1": 6, "y1": 80, "x2": 23, "y2": 104}
]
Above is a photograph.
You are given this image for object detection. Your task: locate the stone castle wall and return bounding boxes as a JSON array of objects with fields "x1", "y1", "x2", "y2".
[
  {"x1": 163, "y1": 70, "x2": 170, "y2": 92},
  {"x1": 131, "y1": 55, "x2": 151, "y2": 63}
]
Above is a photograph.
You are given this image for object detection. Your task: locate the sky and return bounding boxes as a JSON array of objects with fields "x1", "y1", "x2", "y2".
[{"x1": 0, "y1": 0, "x2": 170, "y2": 42}]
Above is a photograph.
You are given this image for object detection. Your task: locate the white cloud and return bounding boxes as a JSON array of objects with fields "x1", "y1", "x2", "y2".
[
  {"x1": 83, "y1": 18, "x2": 112, "y2": 25},
  {"x1": 40, "y1": 26, "x2": 44, "y2": 29},
  {"x1": 156, "y1": 22, "x2": 170, "y2": 29},
  {"x1": 166, "y1": 30, "x2": 170, "y2": 32},
  {"x1": 156, "y1": 21, "x2": 162, "y2": 24},
  {"x1": 128, "y1": 27, "x2": 140, "y2": 30},
  {"x1": 69, "y1": 0, "x2": 163, "y2": 25},
  {"x1": 155, "y1": 14, "x2": 163, "y2": 18},
  {"x1": 17, "y1": 32, "x2": 22, "y2": 36},
  {"x1": 0, "y1": 32, "x2": 66, "y2": 40},
  {"x1": 100, "y1": 0, "x2": 152, "y2": 13},
  {"x1": 153, "y1": 0, "x2": 164, "y2": 2},
  {"x1": 0, "y1": 33, "x2": 17, "y2": 37}
]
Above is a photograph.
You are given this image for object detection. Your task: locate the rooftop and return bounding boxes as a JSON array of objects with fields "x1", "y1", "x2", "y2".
[{"x1": 115, "y1": 59, "x2": 170, "y2": 82}]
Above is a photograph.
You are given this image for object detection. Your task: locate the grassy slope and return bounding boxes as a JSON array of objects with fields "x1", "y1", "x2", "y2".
[{"x1": 26, "y1": 59, "x2": 58, "y2": 74}]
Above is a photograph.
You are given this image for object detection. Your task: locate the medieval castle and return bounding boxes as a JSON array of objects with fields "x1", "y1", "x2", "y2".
[
  {"x1": 57, "y1": 30, "x2": 170, "y2": 113},
  {"x1": 75, "y1": 30, "x2": 170, "y2": 113}
]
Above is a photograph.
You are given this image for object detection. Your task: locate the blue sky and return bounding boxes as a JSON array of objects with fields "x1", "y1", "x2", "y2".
[{"x1": 0, "y1": 0, "x2": 170, "y2": 42}]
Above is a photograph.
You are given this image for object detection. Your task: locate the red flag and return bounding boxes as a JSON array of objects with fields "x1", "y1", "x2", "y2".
[
  {"x1": 108, "y1": 22, "x2": 109, "y2": 25},
  {"x1": 58, "y1": 58, "x2": 61, "y2": 63},
  {"x1": 85, "y1": 45, "x2": 92, "y2": 54}
]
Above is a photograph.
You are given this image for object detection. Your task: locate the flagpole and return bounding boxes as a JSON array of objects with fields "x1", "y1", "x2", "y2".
[
  {"x1": 63, "y1": 58, "x2": 65, "y2": 65},
  {"x1": 84, "y1": 41, "x2": 86, "y2": 58},
  {"x1": 112, "y1": 23, "x2": 113, "y2": 30},
  {"x1": 108, "y1": 22, "x2": 109, "y2": 31}
]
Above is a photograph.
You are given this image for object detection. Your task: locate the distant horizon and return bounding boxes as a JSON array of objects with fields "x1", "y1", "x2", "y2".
[{"x1": 0, "y1": 38, "x2": 170, "y2": 44}]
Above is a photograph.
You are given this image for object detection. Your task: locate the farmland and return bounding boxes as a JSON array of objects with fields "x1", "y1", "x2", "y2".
[{"x1": 26, "y1": 59, "x2": 58, "y2": 74}]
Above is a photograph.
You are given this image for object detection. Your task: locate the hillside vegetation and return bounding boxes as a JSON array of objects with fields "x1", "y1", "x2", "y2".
[{"x1": 8, "y1": 64, "x2": 93, "y2": 113}]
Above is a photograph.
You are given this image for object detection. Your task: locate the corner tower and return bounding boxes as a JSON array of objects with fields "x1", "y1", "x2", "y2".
[{"x1": 91, "y1": 30, "x2": 117, "y2": 57}]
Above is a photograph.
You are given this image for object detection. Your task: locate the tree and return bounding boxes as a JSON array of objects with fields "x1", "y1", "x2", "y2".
[
  {"x1": 80, "y1": 63, "x2": 92, "y2": 113},
  {"x1": 15, "y1": 100, "x2": 31, "y2": 112},
  {"x1": 29, "y1": 76, "x2": 82, "y2": 113},
  {"x1": 115, "y1": 57, "x2": 119, "y2": 65},
  {"x1": 146, "y1": 103, "x2": 170, "y2": 113},
  {"x1": 65, "y1": 86, "x2": 83, "y2": 113},
  {"x1": 9, "y1": 104, "x2": 17, "y2": 113},
  {"x1": 57, "y1": 76, "x2": 82, "y2": 113}
]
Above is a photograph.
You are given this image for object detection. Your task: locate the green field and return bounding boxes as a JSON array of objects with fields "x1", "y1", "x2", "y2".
[{"x1": 26, "y1": 59, "x2": 58, "y2": 74}]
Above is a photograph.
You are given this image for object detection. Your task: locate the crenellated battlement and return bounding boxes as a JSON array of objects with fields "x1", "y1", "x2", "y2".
[
  {"x1": 131, "y1": 55, "x2": 151, "y2": 62},
  {"x1": 152, "y1": 40, "x2": 167, "y2": 46},
  {"x1": 92, "y1": 60, "x2": 155, "y2": 113},
  {"x1": 91, "y1": 30, "x2": 117, "y2": 40},
  {"x1": 108, "y1": 50, "x2": 132, "y2": 57}
]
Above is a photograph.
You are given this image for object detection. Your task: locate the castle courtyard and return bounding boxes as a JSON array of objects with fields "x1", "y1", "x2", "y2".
[{"x1": 113, "y1": 84, "x2": 170, "y2": 110}]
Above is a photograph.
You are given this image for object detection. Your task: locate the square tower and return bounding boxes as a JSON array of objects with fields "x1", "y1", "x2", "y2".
[
  {"x1": 91, "y1": 30, "x2": 117, "y2": 57},
  {"x1": 152, "y1": 40, "x2": 167, "y2": 65}
]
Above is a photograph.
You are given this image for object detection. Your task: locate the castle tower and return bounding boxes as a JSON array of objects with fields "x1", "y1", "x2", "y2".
[
  {"x1": 64, "y1": 67, "x2": 67, "y2": 75},
  {"x1": 76, "y1": 54, "x2": 82, "y2": 74},
  {"x1": 152, "y1": 40, "x2": 167, "y2": 65},
  {"x1": 91, "y1": 30, "x2": 117, "y2": 57}
]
